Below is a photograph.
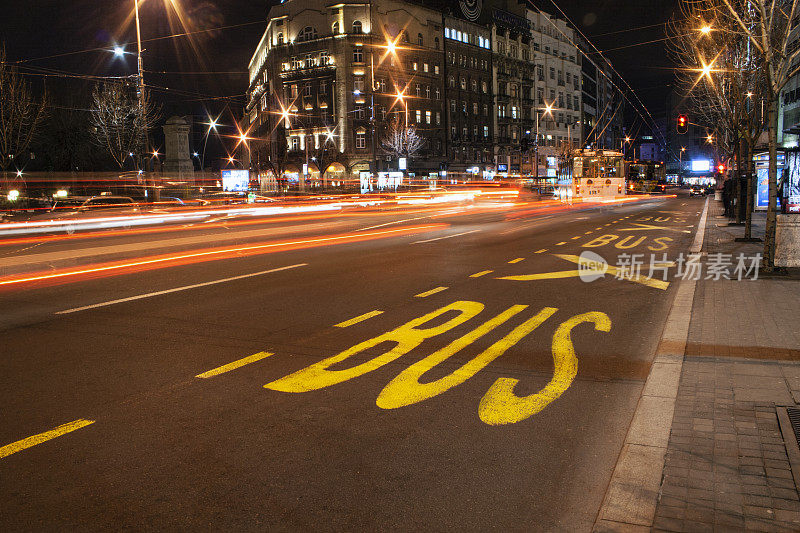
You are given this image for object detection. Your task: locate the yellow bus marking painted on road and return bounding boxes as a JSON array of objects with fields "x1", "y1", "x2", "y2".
[
  {"x1": 377, "y1": 306, "x2": 556, "y2": 410},
  {"x1": 266, "y1": 301, "x2": 485, "y2": 393},
  {"x1": 554, "y1": 254, "x2": 670, "y2": 290},
  {"x1": 555, "y1": 241, "x2": 567, "y2": 246},
  {"x1": 333, "y1": 310, "x2": 384, "y2": 328},
  {"x1": 415, "y1": 287, "x2": 449, "y2": 298},
  {"x1": 508, "y1": 258, "x2": 525, "y2": 264},
  {"x1": 196, "y1": 351, "x2": 274, "y2": 378},
  {"x1": 534, "y1": 249, "x2": 548, "y2": 254},
  {"x1": 499, "y1": 270, "x2": 595, "y2": 281},
  {"x1": 0, "y1": 419, "x2": 95, "y2": 460},
  {"x1": 571, "y1": 236, "x2": 581, "y2": 240},
  {"x1": 584, "y1": 231, "x2": 593, "y2": 235},
  {"x1": 470, "y1": 270, "x2": 494, "y2": 278},
  {"x1": 479, "y1": 312, "x2": 612, "y2": 425}
]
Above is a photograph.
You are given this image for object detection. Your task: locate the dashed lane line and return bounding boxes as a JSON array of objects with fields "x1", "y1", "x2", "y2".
[
  {"x1": 555, "y1": 242, "x2": 567, "y2": 246},
  {"x1": 415, "y1": 286, "x2": 449, "y2": 298},
  {"x1": 0, "y1": 419, "x2": 95, "y2": 460},
  {"x1": 470, "y1": 270, "x2": 494, "y2": 278},
  {"x1": 508, "y1": 258, "x2": 525, "y2": 264},
  {"x1": 334, "y1": 310, "x2": 384, "y2": 328},
  {"x1": 196, "y1": 352, "x2": 274, "y2": 379},
  {"x1": 534, "y1": 249, "x2": 548, "y2": 254}
]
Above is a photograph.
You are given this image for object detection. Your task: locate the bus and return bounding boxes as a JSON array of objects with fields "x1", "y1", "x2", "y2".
[
  {"x1": 557, "y1": 149, "x2": 626, "y2": 200},
  {"x1": 626, "y1": 160, "x2": 668, "y2": 194}
]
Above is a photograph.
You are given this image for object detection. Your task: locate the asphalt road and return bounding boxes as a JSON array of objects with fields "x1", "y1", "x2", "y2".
[{"x1": 0, "y1": 192, "x2": 705, "y2": 531}]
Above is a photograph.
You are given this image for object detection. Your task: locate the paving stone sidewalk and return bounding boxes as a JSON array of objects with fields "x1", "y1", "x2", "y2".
[{"x1": 653, "y1": 201, "x2": 800, "y2": 532}]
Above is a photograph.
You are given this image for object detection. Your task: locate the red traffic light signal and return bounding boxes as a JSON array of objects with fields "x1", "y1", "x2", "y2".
[
  {"x1": 677, "y1": 114, "x2": 688, "y2": 134},
  {"x1": 717, "y1": 163, "x2": 726, "y2": 173}
]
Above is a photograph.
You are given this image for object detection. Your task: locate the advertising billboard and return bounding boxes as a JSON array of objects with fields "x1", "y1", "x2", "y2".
[
  {"x1": 221, "y1": 170, "x2": 250, "y2": 192},
  {"x1": 691, "y1": 160, "x2": 711, "y2": 172}
]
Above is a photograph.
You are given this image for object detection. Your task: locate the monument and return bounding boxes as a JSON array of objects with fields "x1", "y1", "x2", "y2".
[{"x1": 162, "y1": 116, "x2": 194, "y2": 179}]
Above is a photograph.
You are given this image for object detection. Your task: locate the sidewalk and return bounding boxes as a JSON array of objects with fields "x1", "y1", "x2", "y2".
[{"x1": 652, "y1": 201, "x2": 800, "y2": 532}]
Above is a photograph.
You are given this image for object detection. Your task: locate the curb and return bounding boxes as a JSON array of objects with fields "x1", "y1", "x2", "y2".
[{"x1": 593, "y1": 198, "x2": 709, "y2": 532}]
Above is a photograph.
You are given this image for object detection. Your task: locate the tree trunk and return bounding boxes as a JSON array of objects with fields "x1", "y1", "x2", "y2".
[
  {"x1": 763, "y1": 97, "x2": 779, "y2": 269},
  {"x1": 745, "y1": 136, "x2": 755, "y2": 239}
]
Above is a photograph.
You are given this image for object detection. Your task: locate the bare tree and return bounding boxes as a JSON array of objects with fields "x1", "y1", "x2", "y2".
[
  {"x1": 709, "y1": 0, "x2": 800, "y2": 268},
  {"x1": 90, "y1": 81, "x2": 160, "y2": 169},
  {"x1": 380, "y1": 116, "x2": 426, "y2": 161},
  {"x1": 669, "y1": 1, "x2": 766, "y2": 239},
  {"x1": 0, "y1": 44, "x2": 48, "y2": 174}
]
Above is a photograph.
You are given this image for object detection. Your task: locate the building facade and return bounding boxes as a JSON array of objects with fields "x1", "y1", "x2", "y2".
[{"x1": 245, "y1": 0, "x2": 624, "y2": 188}]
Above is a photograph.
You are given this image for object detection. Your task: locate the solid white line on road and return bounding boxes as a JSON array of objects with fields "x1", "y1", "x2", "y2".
[
  {"x1": 55, "y1": 263, "x2": 308, "y2": 315},
  {"x1": 412, "y1": 230, "x2": 480, "y2": 244},
  {"x1": 358, "y1": 215, "x2": 432, "y2": 231}
]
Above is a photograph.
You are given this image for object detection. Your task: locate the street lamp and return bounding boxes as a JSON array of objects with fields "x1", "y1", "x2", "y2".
[
  {"x1": 534, "y1": 101, "x2": 554, "y2": 180},
  {"x1": 113, "y1": 45, "x2": 125, "y2": 57},
  {"x1": 622, "y1": 136, "x2": 632, "y2": 160},
  {"x1": 200, "y1": 116, "x2": 220, "y2": 171}
]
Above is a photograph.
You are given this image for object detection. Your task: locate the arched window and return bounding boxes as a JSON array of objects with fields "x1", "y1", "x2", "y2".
[
  {"x1": 277, "y1": 32, "x2": 284, "y2": 45},
  {"x1": 352, "y1": 20, "x2": 363, "y2": 34},
  {"x1": 417, "y1": 33, "x2": 423, "y2": 46},
  {"x1": 297, "y1": 26, "x2": 318, "y2": 42},
  {"x1": 332, "y1": 22, "x2": 339, "y2": 35}
]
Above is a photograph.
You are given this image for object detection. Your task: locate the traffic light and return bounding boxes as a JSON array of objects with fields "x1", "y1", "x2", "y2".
[
  {"x1": 677, "y1": 115, "x2": 688, "y2": 134},
  {"x1": 717, "y1": 163, "x2": 726, "y2": 174}
]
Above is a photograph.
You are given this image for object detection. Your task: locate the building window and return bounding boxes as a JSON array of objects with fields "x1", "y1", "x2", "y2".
[
  {"x1": 418, "y1": 33, "x2": 424, "y2": 46},
  {"x1": 291, "y1": 137, "x2": 299, "y2": 151},
  {"x1": 416, "y1": 110, "x2": 422, "y2": 123},
  {"x1": 537, "y1": 65, "x2": 544, "y2": 80},
  {"x1": 426, "y1": 110, "x2": 432, "y2": 124},
  {"x1": 450, "y1": 100, "x2": 456, "y2": 113},
  {"x1": 550, "y1": 67, "x2": 555, "y2": 80},
  {"x1": 356, "y1": 133, "x2": 366, "y2": 148},
  {"x1": 434, "y1": 64, "x2": 440, "y2": 75},
  {"x1": 332, "y1": 22, "x2": 339, "y2": 35},
  {"x1": 425, "y1": 85, "x2": 431, "y2": 98},
  {"x1": 483, "y1": 104, "x2": 488, "y2": 116},
  {"x1": 304, "y1": 84, "x2": 312, "y2": 97},
  {"x1": 449, "y1": 76, "x2": 455, "y2": 88},
  {"x1": 436, "y1": 112, "x2": 441, "y2": 124},
  {"x1": 277, "y1": 32, "x2": 284, "y2": 45},
  {"x1": 424, "y1": 62, "x2": 429, "y2": 73},
  {"x1": 435, "y1": 88, "x2": 441, "y2": 100},
  {"x1": 473, "y1": 102, "x2": 479, "y2": 115},
  {"x1": 484, "y1": 125, "x2": 489, "y2": 138},
  {"x1": 415, "y1": 83, "x2": 421, "y2": 96},
  {"x1": 290, "y1": 84, "x2": 298, "y2": 98},
  {"x1": 537, "y1": 88, "x2": 544, "y2": 104},
  {"x1": 355, "y1": 107, "x2": 365, "y2": 119},
  {"x1": 352, "y1": 21, "x2": 363, "y2": 34},
  {"x1": 511, "y1": 106, "x2": 518, "y2": 119},
  {"x1": 435, "y1": 37, "x2": 440, "y2": 50},
  {"x1": 297, "y1": 27, "x2": 318, "y2": 42},
  {"x1": 353, "y1": 47, "x2": 363, "y2": 63},
  {"x1": 471, "y1": 79, "x2": 477, "y2": 92},
  {"x1": 353, "y1": 78, "x2": 364, "y2": 93}
]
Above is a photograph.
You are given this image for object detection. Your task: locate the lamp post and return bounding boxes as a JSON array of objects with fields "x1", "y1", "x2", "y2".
[
  {"x1": 534, "y1": 102, "x2": 554, "y2": 180},
  {"x1": 133, "y1": 0, "x2": 149, "y2": 171},
  {"x1": 680, "y1": 146, "x2": 686, "y2": 181}
]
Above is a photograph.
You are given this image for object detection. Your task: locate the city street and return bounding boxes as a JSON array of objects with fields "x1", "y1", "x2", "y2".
[{"x1": 0, "y1": 192, "x2": 703, "y2": 530}]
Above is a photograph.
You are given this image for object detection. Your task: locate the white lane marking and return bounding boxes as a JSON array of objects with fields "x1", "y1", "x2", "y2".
[
  {"x1": 358, "y1": 215, "x2": 431, "y2": 231},
  {"x1": 411, "y1": 230, "x2": 480, "y2": 244},
  {"x1": 55, "y1": 264, "x2": 308, "y2": 315}
]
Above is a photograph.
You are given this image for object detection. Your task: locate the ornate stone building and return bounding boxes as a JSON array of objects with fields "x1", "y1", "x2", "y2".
[{"x1": 245, "y1": 0, "x2": 623, "y2": 188}]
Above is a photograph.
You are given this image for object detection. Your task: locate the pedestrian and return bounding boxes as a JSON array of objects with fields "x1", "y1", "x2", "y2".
[{"x1": 722, "y1": 178, "x2": 733, "y2": 217}]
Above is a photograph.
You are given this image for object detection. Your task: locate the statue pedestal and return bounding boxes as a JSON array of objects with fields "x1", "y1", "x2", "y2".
[
  {"x1": 776, "y1": 214, "x2": 800, "y2": 267},
  {"x1": 162, "y1": 116, "x2": 194, "y2": 181}
]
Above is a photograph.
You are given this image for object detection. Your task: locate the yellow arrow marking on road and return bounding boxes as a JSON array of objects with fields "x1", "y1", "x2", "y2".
[
  {"x1": 497, "y1": 254, "x2": 671, "y2": 290},
  {"x1": 619, "y1": 223, "x2": 691, "y2": 234}
]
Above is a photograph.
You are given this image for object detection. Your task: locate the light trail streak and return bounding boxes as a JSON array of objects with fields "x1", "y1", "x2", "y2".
[{"x1": 0, "y1": 224, "x2": 448, "y2": 290}]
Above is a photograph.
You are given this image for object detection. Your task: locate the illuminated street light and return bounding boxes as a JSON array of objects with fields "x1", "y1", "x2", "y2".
[
  {"x1": 113, "y1": 46, "x2": 125, "y2": 57},
  {"x1": 700, "y1": 25, "x2": 712, "y2": 35}
]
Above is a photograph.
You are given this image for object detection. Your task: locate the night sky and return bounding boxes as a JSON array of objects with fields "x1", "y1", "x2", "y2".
[{"x1": 1, "y1": 0, "x2": 678, "y2": 141}]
